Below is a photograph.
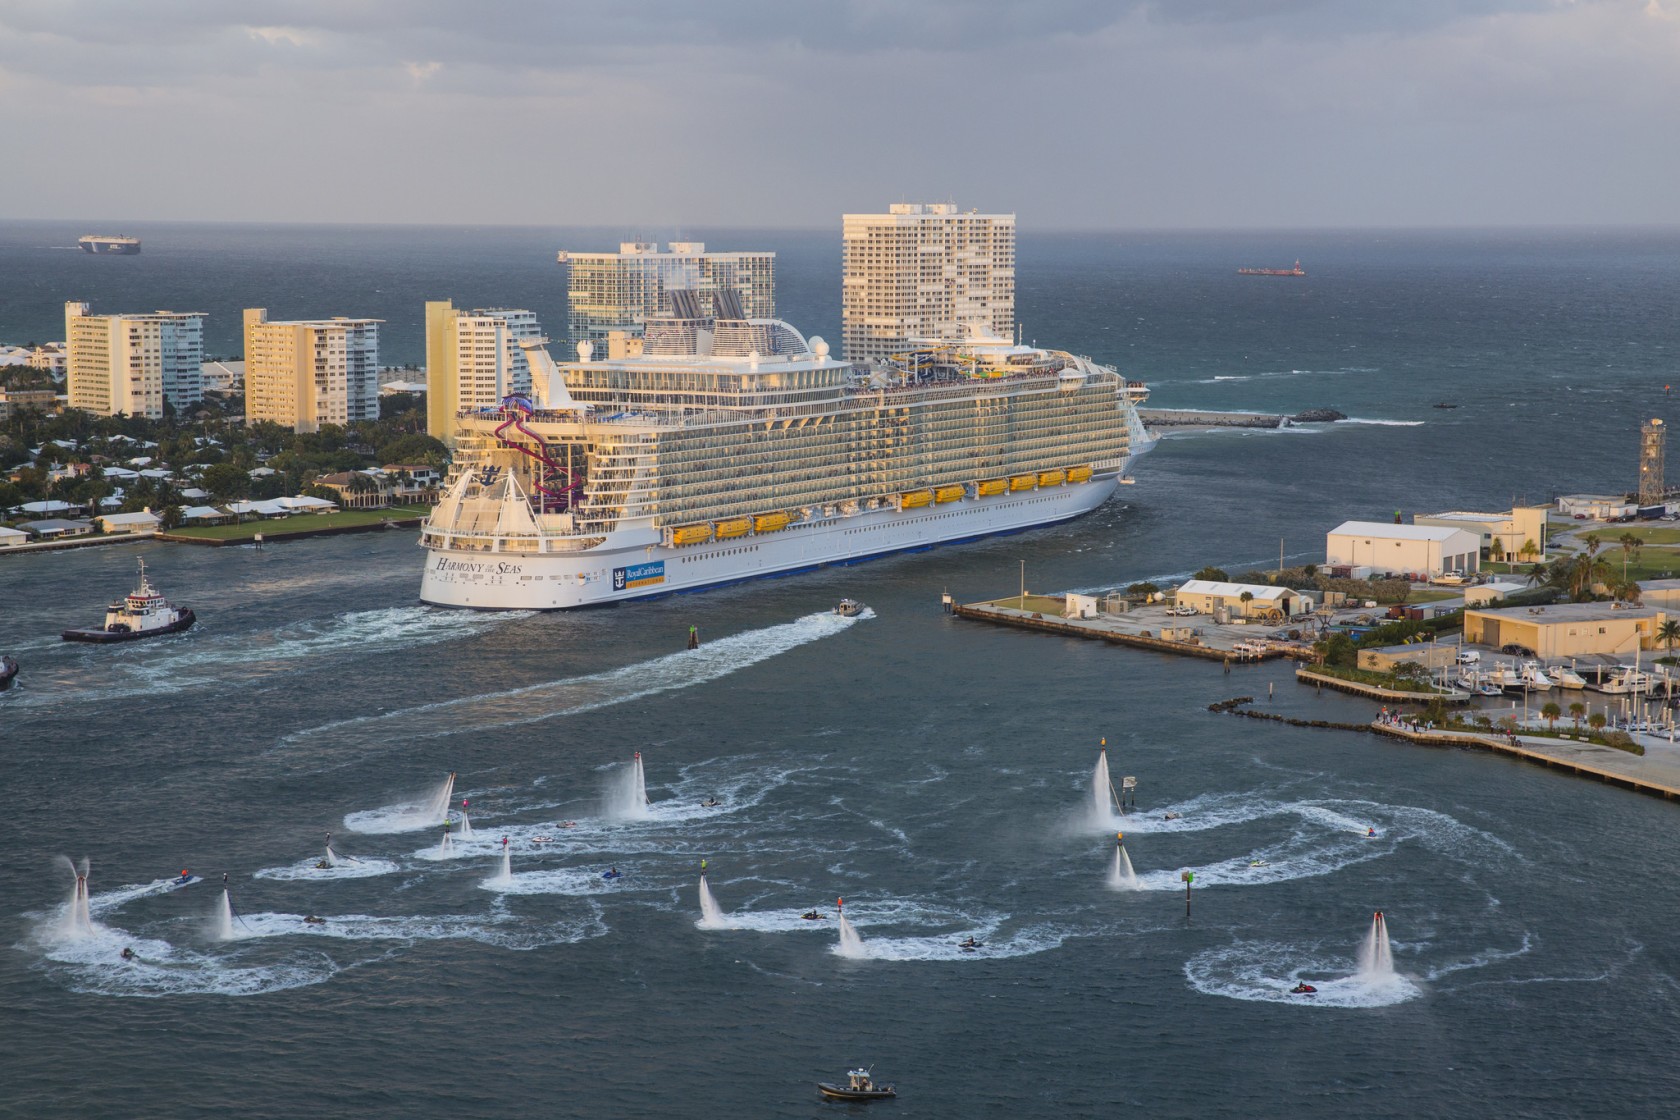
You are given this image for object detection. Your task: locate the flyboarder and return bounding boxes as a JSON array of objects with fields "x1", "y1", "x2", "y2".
[{"x1": 687, "y1": 625, "x2": 700, "y2": 650}]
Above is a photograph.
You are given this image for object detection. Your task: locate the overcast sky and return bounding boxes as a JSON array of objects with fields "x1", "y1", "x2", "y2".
[{"x1": 1, "y1": 0, "x2": 1675, "y2": 228}]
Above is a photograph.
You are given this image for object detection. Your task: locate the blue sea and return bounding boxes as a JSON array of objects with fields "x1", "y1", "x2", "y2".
[{"x1": 3, "y1": 221, "x2": 1679, "y2": 1117}]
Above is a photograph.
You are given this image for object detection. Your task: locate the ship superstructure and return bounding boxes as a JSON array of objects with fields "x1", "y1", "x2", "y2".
[{"x1": 419, "y1": 302, "x2": 1150, "y2": 609}]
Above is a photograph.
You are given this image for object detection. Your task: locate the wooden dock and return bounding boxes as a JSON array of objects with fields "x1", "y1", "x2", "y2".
[{"x1": 1296, "y1": 667, "x2": 1468, "y2": 703}]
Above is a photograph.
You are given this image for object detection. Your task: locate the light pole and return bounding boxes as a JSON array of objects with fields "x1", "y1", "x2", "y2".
[{"x1": 1019, "y1": 559, "x2": 1026, "y2": 610}]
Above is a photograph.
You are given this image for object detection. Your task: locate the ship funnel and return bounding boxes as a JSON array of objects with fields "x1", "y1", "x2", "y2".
[{"x1": 518, "y1": 337, "x2": 578, "y2": 411}]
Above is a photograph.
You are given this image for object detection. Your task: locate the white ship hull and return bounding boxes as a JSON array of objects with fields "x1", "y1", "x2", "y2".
[{"x1": 420, "y1": 475, "x2": 1118, "y2": 609}]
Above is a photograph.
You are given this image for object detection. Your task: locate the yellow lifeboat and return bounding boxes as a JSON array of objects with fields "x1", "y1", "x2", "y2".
[
  {"x1": 671, "y1": 524, "x2": 713, "y2": 546},
  {"x1": 1067, "y1": 465, "x2": 1093, "y2": 483},
  {"x1": 900, "y1": 490, "x2": 933, "y2": 509},
  {"x1": 977, "y1": 479, "x2": 1007, "y2": 497},
  {"x1": 714, "y1": 517, "x2": 751, "y2": 540},
  {"x1": 934, "y1": 485, "x2": 965, "y2": 504},
  {"x1": 1038, "y1": 469, "x2": 1066, "y2": 488},
  {"x1": 1009, "y1": 473, "x2": 1036, "y2": 492},
  {"x1": 753, "y1": 511, "x2": 791, "y2": 533}
]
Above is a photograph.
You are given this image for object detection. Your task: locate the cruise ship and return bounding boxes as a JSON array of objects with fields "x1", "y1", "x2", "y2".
[{"x1": 418, "y1": 301, "x2": 1152, "y2": 610}]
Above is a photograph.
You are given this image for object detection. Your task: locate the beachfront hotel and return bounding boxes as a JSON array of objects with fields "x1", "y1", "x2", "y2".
[
  {"x1": 242, "y1": 310, "x2": 382, "y2": 433},
  {"x1": 424, "y1": 302, "x2": 543, "y2": 439},
  {"x1": 64, "y1": 302, "x2": 206, "y2": 419},
  {"x1": 559, "y1": 242, "x2": 775, "y2": 347},
  {"x1": 841, "y1": 202, "x2": 1016, "y2": 365}
]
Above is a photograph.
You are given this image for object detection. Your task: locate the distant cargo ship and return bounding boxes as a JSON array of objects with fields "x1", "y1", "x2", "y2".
[
  {"x1": 79, "y1": 235, "x2": 141, "y2": 255},
  {"x1": 1237, "y1": 260, "x2": 1304, "y2": 276}
]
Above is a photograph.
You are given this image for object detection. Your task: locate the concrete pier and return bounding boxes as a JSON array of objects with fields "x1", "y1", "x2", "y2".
[{"x1": 952, "y1": 599, "x2": 1290, "y2": 661}]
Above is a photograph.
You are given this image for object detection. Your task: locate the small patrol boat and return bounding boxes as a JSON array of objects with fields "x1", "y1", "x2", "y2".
[
  {"x1": 817, "y1": 1068, "x2": 895, "y2": 1101},
  {"x1": 62, "y1": 560, "x2": 195, "y2": 643},
  {"x1": 834, "y1": 599, "x2": 866, "y2": 617}
]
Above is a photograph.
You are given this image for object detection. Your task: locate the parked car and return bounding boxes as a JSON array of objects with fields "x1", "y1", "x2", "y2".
[
  {"x1": 1456, "y1": 650, "x2": 1482, "y2": 665},
  {"x1": 1500, "y1": 643, "x2": 1537, "y2": 657}
]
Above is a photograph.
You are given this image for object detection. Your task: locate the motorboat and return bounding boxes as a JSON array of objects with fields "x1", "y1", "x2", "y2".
[
  {"x1": 1597, "y1": 667, "x2": 1656, "y2": 695},
  {"x1": 62, "y1": 559, "x2": 195, "y2": 643},
  {"x1": 834, "y1": 598, "x2": 866, "y2": 617},
  {"x1": 1518, "y1": 661, "x2": 1554, "y2": 692},
  {"x1": 817, "y1": 1069, "x2": 896, "y2": 1101},
  {"x1": 1549, "y1": 665, "x2": 1587, "y2": 689}
]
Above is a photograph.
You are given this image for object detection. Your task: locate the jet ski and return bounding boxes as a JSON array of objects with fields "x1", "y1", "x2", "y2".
[
  {"x1": 1290, "y1": 982, "x2": 1318, "y2": 995},
  {"x1": 1163, "y1": 811, "x2": 1183, "y2": 821},
  {"x1": 530, "y1": 835, "x2": 554, "y2": 845},
  {"x1": 958, "y1": 937, "x2": 983, "y2": 952},
  {"x1": 601, "y1": 869, "x2": 624, "y2": 880},
  {"x1": 303, "y1": 915, "x2": 327, "y2": 925},
  {"x1": 168, "y1": 871, "x2": 196, "y2": 887},
  {"x1": 314, "y1": 859, "x2": 333, "y2": 870},
  {"x1": 120, "y1": 947, "x2": 137, "y2": 961},
  {"x1": 801, "y1": 910, "x2": 827, "y2": 921},
  {"x1": 1248, "y1": 859, "x2": 1268, "y2": 868},
  {"x1": 700, "y1": 798, "x2": 722, "y2": 808}
]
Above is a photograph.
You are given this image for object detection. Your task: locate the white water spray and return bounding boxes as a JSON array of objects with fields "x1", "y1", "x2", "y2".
[
  {"x1": 606, "y1": 752, "x2": 652, "y2": 821},
  {"x1": 1090, "y1": 747, "x2": 1121, "y2": 828},
  {"x1": 697, "y1": 872, "x2": 727, "y2": 928},
  {"x1": 423, "y1": 771, "x2": 458, "y2": 825},
  {"x1": 58, "y1": 857, "x2": 94, "y2": 939},
  {"x1": 485, "y1": 839, "x2": 513, "y2": 887},
  {"x1": 835, "y1": 900, "x2": 865, "y2": 958},
  {"x1": 457, "y1": 798, "x2": 474, "y2": 838},
  {"x1": 438, "y1": 829, "x2": 454, "y2": 857},
  {"x1": 1357, "y1": 910, "x2": 1394, "y2": 980},
  {"x1": 215, "y1": 890, "x2": 237, "y2": 941},
  {"x1": 1107, "y1": 836, "x2": 1138, "y2": 890}
]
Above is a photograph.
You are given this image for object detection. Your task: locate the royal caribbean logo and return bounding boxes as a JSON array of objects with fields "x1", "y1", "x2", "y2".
[{"x1": 613, "y1": 561, "x2": 665, "y2": 591}]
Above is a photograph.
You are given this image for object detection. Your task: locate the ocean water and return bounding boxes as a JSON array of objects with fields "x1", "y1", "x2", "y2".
[{"x1": 3, "y1": 223, "x2": 1680, "y2": 1117}]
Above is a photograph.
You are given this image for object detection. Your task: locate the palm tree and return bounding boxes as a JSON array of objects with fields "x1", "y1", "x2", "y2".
[
  {"x1": 1489, "y1": 539, "x2": 1505, "y2": 564},
  {"x1": 1569, "y1": 701, "x2": 1585, "y2": 731},
  {"x1": 1619, "y1": 532, "x2": 1643, "y2": 583},
  {"x1": 1588, "y1": 711, "x2": 1607, "y2": 735},
  {"x1": 1581, "y1": 532, "x2": 1602, "y2": 559},
  {"x1": 1526, "y1": 561, "x2": 1551, "y2": 587},
  {"x1": 1658, "y1": 618, "x2": 1680, "y2": 655},
  {"x1": 1541, "y1": 701, "x2": 1562, "y2": 732},
  {"x1": 1519, "y1": 538, "x2": 1541, "y2": 563},
  {"x1": 1614, "y1": 579, "x2": 1643, "y2": 605}
]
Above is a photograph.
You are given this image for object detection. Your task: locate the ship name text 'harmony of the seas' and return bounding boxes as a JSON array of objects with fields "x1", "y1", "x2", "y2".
[{"x1": 418, "y1": 301, "x2": 1153, "y2": 610}]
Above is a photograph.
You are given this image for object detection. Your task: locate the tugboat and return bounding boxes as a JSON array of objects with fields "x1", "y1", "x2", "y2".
[
  {"x1": 834, "y1": 599, "x2": 866, "y2": 617},
  {"x1": 817, "y1": 1068, "x2": 896, "y2": 1102},
  {"x1": 62, "y1": 559, "x2": 196, "y2": 643},
  {"x1": 0, "y1": 654, "x2": 17, "y2": 689}
]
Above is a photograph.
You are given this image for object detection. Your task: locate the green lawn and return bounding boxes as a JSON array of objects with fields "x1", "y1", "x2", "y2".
[
  {"x1": 166, "y1": 504, "x2": 432, "y2": 541},
  {"x1": 1406, "y1": 588, "x2": 1463, "y2": 603},
  {"x1": 1577, "y1": 526, "x2": 1680, "y2": 545}
]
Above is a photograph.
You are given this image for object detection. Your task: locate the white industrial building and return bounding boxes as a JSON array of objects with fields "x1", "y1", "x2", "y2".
[{"x1": 1325, "y1": 521, "x2": 1481, "y2": 578}]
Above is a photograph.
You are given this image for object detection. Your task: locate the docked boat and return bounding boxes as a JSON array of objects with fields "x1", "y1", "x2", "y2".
[
  {"x1": 834, "y1": 599, "x2": 866, "y2": 617},
  {"x1": 817, "y1": 1069, "x2": 896, "y2": 1102},
  {"x1": 62, "y1": 560, "x2": 195, "y2": 643},
  {"x1": 0, "y1": 654, "x2": 16, "y2": 688},
  {"x1": 1518, "y1": 661, "x2": 1555, "y2": 692},
  {"x1": 78, "y1": 234, "x2": 141, "y2": 255},
  {"x1": 1596, "y1": 667, "x2": 1656, "y2": 695},
  {"x1": 1549, "y1": 665, "x2": 1587, "y2": 690},
  {"x1": 418, "y1": 313, "x2": 1150, "y2": 610}
]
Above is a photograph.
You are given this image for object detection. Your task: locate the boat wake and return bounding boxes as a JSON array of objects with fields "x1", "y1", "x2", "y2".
[
  {"x1": 1184, "y1": 941, "x2": 1422, "y2": 1008},
  {"x1": 253, "y1": 857, "x2": 402, "y2": 881},
  {"x1": 228, "y1": 907, "x2": 609, "y2": 951},
  {"x1": 283, "y1": 610, "x2": 866, "y2": 749},
  {"x1": 16, "y1": 606, "x2": 513, "y2": 708}
]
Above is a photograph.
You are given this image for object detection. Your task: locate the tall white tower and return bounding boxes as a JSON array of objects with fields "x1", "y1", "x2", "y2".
[{"x1": 841, "y1": 202, "x2": 1015, "y2": 365}]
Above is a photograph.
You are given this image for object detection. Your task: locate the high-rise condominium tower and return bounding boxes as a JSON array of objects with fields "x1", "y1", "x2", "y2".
[
  {"x1": 424, "y1": 302, "x2": 543, "y2": 439},
  {"x1": 841, "y1": 203, "x2": 1015, "y2": 365},
  {"x1": 65, "y1": 302, "x2": 205, "y2": 418},
  {"x1": 243, "y1": 310, "x2": 381, "y2": 433}
]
